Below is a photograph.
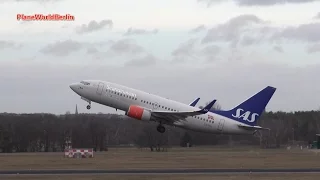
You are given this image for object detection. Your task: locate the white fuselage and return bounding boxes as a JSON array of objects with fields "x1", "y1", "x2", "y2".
[{"x1": 71, "y1": 80, "x2": 254, "y2": 135}]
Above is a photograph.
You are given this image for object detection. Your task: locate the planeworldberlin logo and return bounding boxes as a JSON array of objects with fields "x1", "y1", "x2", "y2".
[{"x1": 17, "y1": 14, "x2": 75, "y2": 21}]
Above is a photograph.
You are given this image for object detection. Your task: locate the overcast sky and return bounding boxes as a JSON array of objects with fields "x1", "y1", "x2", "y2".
[{"x1": 0, "y1": 0, "x2": 320, "y2": 114}]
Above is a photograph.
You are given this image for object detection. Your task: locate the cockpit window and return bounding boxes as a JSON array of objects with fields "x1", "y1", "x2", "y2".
[{"x1": 80, "y1": 81, "x2": 90, "y2": 85}]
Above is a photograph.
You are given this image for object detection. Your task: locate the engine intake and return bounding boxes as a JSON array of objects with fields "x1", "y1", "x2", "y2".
[{"x1": 126, "y1": 105, "x2": 151, "y2": 121}]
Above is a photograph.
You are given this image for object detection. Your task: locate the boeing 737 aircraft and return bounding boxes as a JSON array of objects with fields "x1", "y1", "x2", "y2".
[{"x1": 69, "y1": 80, "x2": 276, "y2": 135}]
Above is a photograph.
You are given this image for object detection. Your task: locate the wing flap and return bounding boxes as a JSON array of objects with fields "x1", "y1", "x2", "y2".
[{"x1": 237, "y1": 124, "x2": 270, "y2": 131}]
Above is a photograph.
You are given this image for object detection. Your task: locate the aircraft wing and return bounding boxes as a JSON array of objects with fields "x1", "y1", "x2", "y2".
[
  {"x1": 237, "y1": 124, "x2": 270, "y2": 131},
  {"x1": 151, "y1": 99, "x2": 216, "y2": 124}
]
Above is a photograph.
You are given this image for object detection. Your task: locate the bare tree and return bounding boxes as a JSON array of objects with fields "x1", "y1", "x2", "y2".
[{"x1": 1, "y1": 110, "x2": 320, "y2": 153}]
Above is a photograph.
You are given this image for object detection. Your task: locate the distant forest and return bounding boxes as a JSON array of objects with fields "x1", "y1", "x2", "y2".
[{"x1": 0, "y1": 109, "x2": 320, "y2": 152}]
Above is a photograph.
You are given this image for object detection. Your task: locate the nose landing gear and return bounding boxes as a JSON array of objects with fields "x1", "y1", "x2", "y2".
[{"x1": 81, "y1": 97, "x2": 91, "y2": 110}]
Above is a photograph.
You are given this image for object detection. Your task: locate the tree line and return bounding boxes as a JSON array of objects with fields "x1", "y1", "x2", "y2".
[{"x1": 0, "y1": 109, "x2": 319, "y2": 152}]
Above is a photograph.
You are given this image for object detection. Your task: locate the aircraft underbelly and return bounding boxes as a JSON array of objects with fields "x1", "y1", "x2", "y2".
[{"x1": 183, "y1": 119, "x2": 208, "y2": 132}]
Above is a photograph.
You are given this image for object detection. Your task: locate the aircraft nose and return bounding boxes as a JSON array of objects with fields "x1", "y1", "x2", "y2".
[{"x1": 69, "y1": 83, "x2": 78, "y2": 91}]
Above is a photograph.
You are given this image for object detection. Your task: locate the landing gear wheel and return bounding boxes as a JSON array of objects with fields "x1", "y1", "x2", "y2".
[
  {"x1": 157, "y1": 125, "x2": 165, "y2": 133},
  {"x1": 86, "y1": 105, "x2": 91, "y2": 110}
]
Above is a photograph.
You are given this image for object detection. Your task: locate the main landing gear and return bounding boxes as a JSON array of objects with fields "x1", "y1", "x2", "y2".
[
  {"x1": 86, "y1": 105, "x2": 91, "y2": 110},
  {"x1": 157, "y1": 125, "x2": 165, "y2": 133}
]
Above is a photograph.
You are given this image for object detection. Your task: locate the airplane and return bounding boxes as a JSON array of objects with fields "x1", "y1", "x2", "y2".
[{"x1": 69, "y1": 80, "x2": 276, "y2": 135}]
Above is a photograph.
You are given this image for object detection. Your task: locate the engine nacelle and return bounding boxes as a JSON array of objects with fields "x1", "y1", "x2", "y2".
[{"x1": 126, "y1": 105, "x2": 151, "y2": 121}]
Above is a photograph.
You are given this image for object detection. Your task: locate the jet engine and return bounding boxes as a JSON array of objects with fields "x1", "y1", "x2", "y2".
[{"x1": 125, "y1": 105, "x2": 152, "y2": 121}]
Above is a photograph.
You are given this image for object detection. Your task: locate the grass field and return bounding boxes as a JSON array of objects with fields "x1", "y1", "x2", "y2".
[
  {"x1": 1, "y1": 146, "x2": 320, "y2": 170},
  {"x1": 2, "y1": 174, "x2": 320, "y2": 180}
]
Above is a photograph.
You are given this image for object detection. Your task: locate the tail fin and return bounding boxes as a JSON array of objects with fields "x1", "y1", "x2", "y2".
[{"x1": 212, "y1": 86, "x2": 276, "y2": 126}]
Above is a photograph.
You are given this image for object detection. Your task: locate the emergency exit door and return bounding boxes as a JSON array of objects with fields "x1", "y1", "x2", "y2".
[
  {"x1": 96, "y1": 82, "x2": 104, "y2": 95},
  {"x1": 217, "y1": 119, "x2": 225, "y2": 131}
]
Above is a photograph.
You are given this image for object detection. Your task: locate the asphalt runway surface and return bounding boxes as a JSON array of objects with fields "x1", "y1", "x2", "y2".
[{"x1": 1, "y1": 168, "x2": 320, "y2": 175}]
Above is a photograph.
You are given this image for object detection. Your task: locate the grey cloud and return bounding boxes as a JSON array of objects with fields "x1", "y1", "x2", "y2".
[
  {"x1": 272, "y1": 23, "x2": 320, "y2": 43},
  {"x1": 172, "y1": 39, "x2": 221, "y2": 62},
  {"x1": 228, "y1": 48, "x2": 243, "y2": 61},
  {"x1": 198, "y1": 0, "x2": 318, "y2": 6},
  {"x1": 240, "y1": 35, "x2": 263, "y2": 46},
  {"x1": 273, "y1": 46, "x2": 284, "y2": 53},
  {"x1": 172, "y1": 38, "x2": 198, "y2": 58},
  {"x1": 189, "y1": 25, "x2": 206, "y2": 33},
  {"x1": 202, "y1": 15, "x2": 320, "y2": 47},
  {"x1": 201, "y1": 45, "x2": 221, "y2": 61},
  {"x1": 10, "y1": 0, "x2": 61, "y2": 2},
  {"x1": 202, "y1": 14, "x2": 265, "y2": 46},
  {"x1": 124, "y1": 28, "x2": 158, "y2": 36},
  {"x1": 13, "y1": 0, "x2": 61, "y2": 1},
  {"x1": 197, "y1": 0, "x2": 224, "y2": 7},
  {"x1": 40, "y1": 40, "x2": 82, "y2": 56},
  {"x1": 87, "y1": 47, "x2": 99, "y2": 54},
  {"x1": 306, "y1": 44, "x2": 320, "y2": 53},
  {"x1": 109, "y1": 39, "x2": 145, "y2": 55},
  {"x1": 0, "y1": 40, "x2": 16, "y2": 49},
  {"x1": 76, "y1": 20, "x2": 113, "y2": 34},
  {"x1": 171, "y1": 38, "x2": 198, "y2": 63},
  {"x1": 315, "y1": 12, "x2": 320, "y2": 19},
  {"x1": 124, "y1": 54, "x2": 157, "y2": 67},
  {"x1": 20, "y1": 56, "x2": 37, "y2": 61},
  {"x1": 39, "y1": 39, "x2": 115, "y2": 57},
  {"x1": 61, "y1": 24, "x2": 71, "y2": 29},
  {"x1": 201, "y1": 44, "x2": 220, "y2": 54},
  {"x1": 85, "y1": 41, "x2": 115, "y2": 54},
  {"x1": 92, "y1": 40, "x2": 115, "y2": 47},
  {"x1": 236, "y1": 0, "x2": 318, "y2": 6}
]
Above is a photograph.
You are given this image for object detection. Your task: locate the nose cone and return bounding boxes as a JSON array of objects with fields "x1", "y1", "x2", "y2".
[{"x1": 69, "y1": 83, "x2": 78, "y2": 92}]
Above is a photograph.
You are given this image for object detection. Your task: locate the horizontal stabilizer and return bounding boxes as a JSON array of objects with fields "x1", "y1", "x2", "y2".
[
  {"x1": 189, "y1": 97, "x2": 200, "y2": 107},
  {"x1": 198, "y1": 99, "x2": 217, "y2": 114}
]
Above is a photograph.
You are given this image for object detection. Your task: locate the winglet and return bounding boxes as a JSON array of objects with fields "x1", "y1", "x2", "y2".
[
  {"x1": 189, "y1": 97, "x2": 200, "y2": 107},
  {"x1": 198, "y1": 100, "x2": 217, "y2": 114}
]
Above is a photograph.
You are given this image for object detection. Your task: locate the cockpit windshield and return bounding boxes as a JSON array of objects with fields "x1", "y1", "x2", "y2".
[{"x1": 80, "y1": 81, "x2": 90, "y2": 85}]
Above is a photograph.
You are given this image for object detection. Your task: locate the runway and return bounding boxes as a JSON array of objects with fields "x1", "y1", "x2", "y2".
[{"x1": 1, "y1": 168, "x2": 320, "y2": 175}]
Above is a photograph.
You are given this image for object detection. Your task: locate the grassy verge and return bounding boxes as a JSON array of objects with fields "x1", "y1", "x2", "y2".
[{"x1": 0, "y1": 147, "x2": 319, "y2": 170}]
